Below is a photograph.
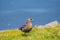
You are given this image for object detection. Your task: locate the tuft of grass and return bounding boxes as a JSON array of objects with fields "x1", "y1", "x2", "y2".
[{"x1": 0, "y1": 25, "x2": 60, "y2": 40}]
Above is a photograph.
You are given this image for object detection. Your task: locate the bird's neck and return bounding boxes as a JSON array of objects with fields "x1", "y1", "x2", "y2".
[{"x1": 26, "y1": 22, "x2": 32, "y2": 26}]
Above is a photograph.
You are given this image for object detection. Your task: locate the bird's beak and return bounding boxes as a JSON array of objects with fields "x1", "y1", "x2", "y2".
[{"x1": 32, "y1": 19, "x2": 34, "y2": 22}]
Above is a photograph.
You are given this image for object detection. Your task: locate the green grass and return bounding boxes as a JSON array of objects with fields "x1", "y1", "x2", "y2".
[{"x1": 0, "y1": 25, "x2": 60, "y2": 40}]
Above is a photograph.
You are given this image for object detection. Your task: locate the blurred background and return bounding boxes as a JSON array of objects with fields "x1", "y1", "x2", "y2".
[{"x1": 0, "y1": 0, "x2": 60, "y2": 30}]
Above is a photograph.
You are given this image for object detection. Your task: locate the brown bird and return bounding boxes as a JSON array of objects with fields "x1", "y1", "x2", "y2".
[{"x1": 19, "y1": 18, "x2": 33, "y2": 33}]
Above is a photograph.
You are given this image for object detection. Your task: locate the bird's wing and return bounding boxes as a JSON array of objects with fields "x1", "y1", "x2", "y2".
[{"x1": 19, "y1": 24, "x2": 27, "y2": 30}]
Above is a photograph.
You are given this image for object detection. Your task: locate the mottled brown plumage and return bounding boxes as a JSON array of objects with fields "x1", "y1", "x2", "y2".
[{"x1": 19, "y1": 18, "x2": 33, "y2": 33}]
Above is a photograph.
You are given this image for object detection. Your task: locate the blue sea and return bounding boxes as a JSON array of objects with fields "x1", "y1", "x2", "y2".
[{"x1": 0, "y1": 0, "x2": 60, "y2": 30}]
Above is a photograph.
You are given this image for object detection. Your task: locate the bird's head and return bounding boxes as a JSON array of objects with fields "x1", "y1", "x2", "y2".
[{"x1": 27, "y1": 18, "x2": 33, "y2": 23}]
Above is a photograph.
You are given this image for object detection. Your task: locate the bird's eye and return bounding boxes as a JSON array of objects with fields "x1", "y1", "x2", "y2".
[{"x1": 31, "y1": 19, "x2": 32, "y2": 20}]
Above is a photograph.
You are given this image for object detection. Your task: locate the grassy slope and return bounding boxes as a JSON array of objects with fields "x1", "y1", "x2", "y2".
[{"x1": 0, "y1": 25, "x2": 60, "y2": 40}]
